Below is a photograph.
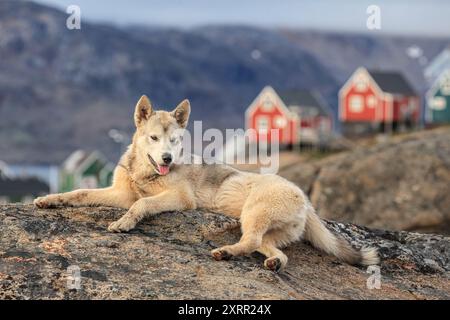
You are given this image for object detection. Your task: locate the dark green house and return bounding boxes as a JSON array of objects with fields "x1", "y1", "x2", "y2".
[
  {"x1": 426, "y1": 69, "x2": 450, "y2": 124},
  {"x1": 59, "y1": 150, "x2": 114, "y2": 192}
]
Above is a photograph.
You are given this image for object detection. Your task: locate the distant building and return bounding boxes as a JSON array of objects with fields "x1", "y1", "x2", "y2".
[
  {"x1": 0, "y1": 161, "x2": 49, "y2": 203},
  {"x1": 280, "y1": 89, "x2": 333, "y2": 147},
  {"x1": 426, "y1": 69, "x2": 450, "y2": 124},
  {"x1": 59, "y1": 150, "x2": 114, "y2": 192},
  {"x1": 339, "y1": 67, "x2": 421, "y2": 135},
  {"x1": 245, "y1": 86, "x2": 335, "y2": 148},
  {"x1": 245, "y1": 86, "x2": 299, "y2": 146}
]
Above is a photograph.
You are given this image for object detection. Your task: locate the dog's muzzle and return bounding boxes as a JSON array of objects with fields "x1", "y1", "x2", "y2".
[{"x1": 147, "y1": 154, "x2": 170, "y2": 175}]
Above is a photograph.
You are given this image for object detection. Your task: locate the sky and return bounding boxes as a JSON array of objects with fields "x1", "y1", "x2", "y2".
[{"x1": 35, "y1": 0, "x2": 450, "y2": 37}]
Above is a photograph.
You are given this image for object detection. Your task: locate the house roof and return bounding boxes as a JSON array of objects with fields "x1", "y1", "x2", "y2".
[
  {"x1": 425, "y1": 47, "x2": 450, "y2": 82},
  {"x1": 62, "y1": 150, "x2": 107, "y2": 175},
  {"x1": 245, "y1": 86, "x2": 295, "y2": 120},
  {"x1": 63, "y1": 150, "x2": 90, "y2": 172},
  {"x1": 278, "y1": 89, "x2": 332, "y2": 118},
  {"x1": 367, "y1": 70, "x2": 417, "y2": 95},
  {"x1": 427, "y1": 68, "x2": 450, "y2": 98},
  {"x1": 0, "y1": 176, "x2": 49, "y2": 198}
]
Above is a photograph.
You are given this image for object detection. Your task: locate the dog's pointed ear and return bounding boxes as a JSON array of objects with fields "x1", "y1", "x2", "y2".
[
  {"x1": 171, "y1": 99, "x2": 190, "y2": 128},
  {"x1": 134, "y1": 95, "x2": 153, "y2": 127}
]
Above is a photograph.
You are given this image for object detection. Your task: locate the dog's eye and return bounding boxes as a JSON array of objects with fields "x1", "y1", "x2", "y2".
[
  {"x1": 150, "y1": 135, "x2": 158, "y2": 141},
  {"x1": 170, "y1": 138, "x2": 176, "y2": 144}
]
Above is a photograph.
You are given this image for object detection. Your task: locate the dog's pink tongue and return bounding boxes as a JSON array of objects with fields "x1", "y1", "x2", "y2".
[{"x1": 158, "y1": 165, "x2": 170, "y2": 175}]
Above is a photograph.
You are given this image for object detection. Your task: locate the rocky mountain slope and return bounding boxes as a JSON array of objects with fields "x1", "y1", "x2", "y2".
[
  {"x1": 280, "y1": 127, "x2": 450, "y2": 235},
  {"x1": 0, "y1": 204, "x2": 449, "y2": 299},
  {"x1": 0, "y1": 1, "x2": 335, "y2": 164},
  {"x1": 1, "y1": 1, "x2": 449, "y2": 164}
]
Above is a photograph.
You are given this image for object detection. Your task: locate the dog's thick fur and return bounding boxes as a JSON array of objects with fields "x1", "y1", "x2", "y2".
[{"x1": 34, "y1": 95, "x2": 379, "y2": 271}]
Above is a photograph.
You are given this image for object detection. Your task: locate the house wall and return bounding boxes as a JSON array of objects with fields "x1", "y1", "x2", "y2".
[
  {"x1": 300, "y1": 115, "x2": 332, "y2": 142},
  {"x1": 427, "y1": 79, "x2": 450, "y2": 124},
  {"x1": 60, "y1": 159, "x2": 106, "y2": 192},
  {"x1": 341, "y1": 83, "x2": 380, "y2": 122},
  {"x1": 60, "y1": 171, "x2": 75, "y2": 192},
  {"x1": 288, "y1": 118, "x2": 299, "y2": 144},
  {"x1": 428, "y1": 91, "x2": 450, "y2": 123},
  {"x1": 391, "y1": 96, "x2": 421, "y2": 124},
  {"x1": 381, "y1": 95, "x2": 392, "y2": 122},
  {"x1": 248, "y1": 103, "x2": 293, "y2": 145},
  {"x1": 319, "y1": 116, "x2": 333, "y2": 136},
  {"x1": 393, "y1": 97, "x2": 405, "y2": 121}
]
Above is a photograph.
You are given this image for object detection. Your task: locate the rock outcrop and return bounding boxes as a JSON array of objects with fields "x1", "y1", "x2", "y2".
[
  {"x1": 1, "y1": 204, "x2": 449, "y2": 299},
  {"x1": 280, "y1": 127, "x2": 450, "y2": 234}
]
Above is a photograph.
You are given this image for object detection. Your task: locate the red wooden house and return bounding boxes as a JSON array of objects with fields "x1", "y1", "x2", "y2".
[
  {"x1": 245, "y1": 86, "x2": 334, "y2": 147},
  {"x1": 339, "y1": 67, "x2": 420, "y2": 135},
  {"x1": 245, "y1": 86, "x2": 299, "y2": 145}
]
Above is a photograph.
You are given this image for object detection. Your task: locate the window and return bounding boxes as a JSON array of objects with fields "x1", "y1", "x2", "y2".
[
  {"x1": 257, "y1": 116, "x2": 269, "y2": 133},
  {"x1": 429, "y1": 97, "x2": 446, "y2": 110},
  {"x1": 261, "y1": 97, "x2": 274, "y2": 111},
  {"x1": 355, "y1": 75, "x2": 368, "y2": 91},
  {"x1": 367, "y1": 95, "x2": 377, "y2": 108},
  {"x1": 349, "y1": 95, "x2": 364, "y2": 112},
  {"x1": 440, "y1": 76, "x2": 450, "y2": 95},
  {"x1": 274, "y1": 116, "x2": 287, "y2": 128},
  {"x1": 356, "y1": 81, "x2": 367, "y2": 91}
]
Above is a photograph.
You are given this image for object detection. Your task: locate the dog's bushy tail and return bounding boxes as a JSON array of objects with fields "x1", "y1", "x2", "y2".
[{"x1": 304, "y1": 209, "x2": 379, "y2": 266}]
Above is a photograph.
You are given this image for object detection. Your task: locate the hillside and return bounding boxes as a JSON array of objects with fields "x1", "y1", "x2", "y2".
[
  {"x1": 0, "y1": 1, "x2": 449, "y2": 164},
  {"x1": 0, "y1": 204, "x2": 449, "y2": 299}
]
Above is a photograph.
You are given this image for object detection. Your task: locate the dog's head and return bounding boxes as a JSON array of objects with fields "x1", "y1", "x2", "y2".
[{"x1": 133, "y1": 95, "x2": 190, "y2": 175}]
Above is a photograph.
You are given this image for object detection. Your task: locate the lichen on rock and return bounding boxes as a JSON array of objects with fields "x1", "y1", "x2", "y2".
[{"x1": 0, "y1": 204, "x2": 449, "y2": 299}]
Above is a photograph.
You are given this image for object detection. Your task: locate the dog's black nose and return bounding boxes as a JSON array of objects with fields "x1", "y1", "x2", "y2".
[{"x1": 162, "y1": 153, "x2": 172, "y2": 165}]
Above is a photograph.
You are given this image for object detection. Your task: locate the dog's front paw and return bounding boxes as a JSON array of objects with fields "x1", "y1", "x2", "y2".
[
  {"x1": 34, "y1": 196, "x2": 55, "y2": 209},
  {"x1": 108, "y1": 217, "x2": 136, "y2": 233}
]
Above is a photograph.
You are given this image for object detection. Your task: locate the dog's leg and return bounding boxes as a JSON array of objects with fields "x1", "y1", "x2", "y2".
[
  {"x1": 108, "y1": 188, "x2": 196, "y2": 232},
  {"x1": 34, "y1": 187, "x2": 136, "y2": 209},
  {"x1": 211, "y1": 179, "x2": 306, "y2": 270},
  {"x1": 257, "y1": 235, "x2": 289, "y2": 272},
  {"x1": 211, "y1": 207, "x2": 269, "y2": 261}
]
